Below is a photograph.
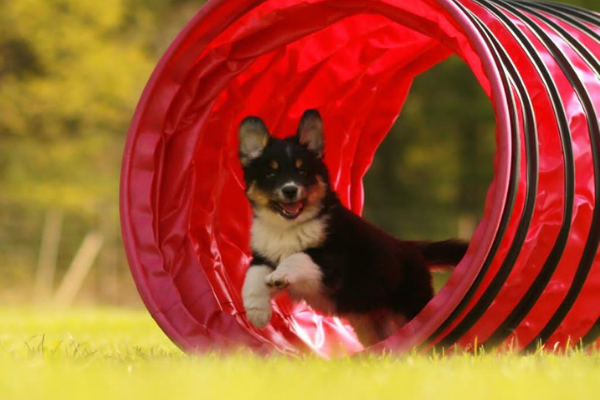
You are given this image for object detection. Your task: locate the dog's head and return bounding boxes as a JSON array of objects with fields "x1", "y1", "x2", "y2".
[{"x1": 238, "y1": 109, "x2": 329, "y2": 225}]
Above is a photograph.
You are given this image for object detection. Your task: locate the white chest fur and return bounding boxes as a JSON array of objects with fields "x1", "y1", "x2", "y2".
[{"x1": 250, "y1": 214, "x2": 327, "y2": 264}]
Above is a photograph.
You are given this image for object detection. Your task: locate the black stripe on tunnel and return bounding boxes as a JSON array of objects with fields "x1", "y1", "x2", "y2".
[
  {"x1": 485, "y1": 0, "x2": 600, "y2": 349},
  {"x1": 518, "y1": 0, "x2": 600, "y2": 350},
  {"x1": 527, "y1": 2, "x2": 600, "y2": 41},
  {"x1": 434, "y1": 0, "x2": 576, "y2": 349},
  {"x1": 536, "y1": 1, "x2": 600, "y2": 27},
  {"x1": 420, "y1": 3, "x2": 525, "y2": 349},
  {"x1": 513, "y1": 2, "x2": 600, "y2": 351}
]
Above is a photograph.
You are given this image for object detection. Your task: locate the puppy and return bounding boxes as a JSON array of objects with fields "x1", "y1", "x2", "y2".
[{"x1": 239, "y1": 109, "x2": 468, "y2": 346}]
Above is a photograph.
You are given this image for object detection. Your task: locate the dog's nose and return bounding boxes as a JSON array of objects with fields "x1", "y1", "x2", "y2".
[{"x1": 282, "y1": 185, "x2": 298, "y2": 199}]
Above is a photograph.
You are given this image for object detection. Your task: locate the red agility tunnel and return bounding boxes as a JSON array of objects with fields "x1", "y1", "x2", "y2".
[{"x1": 120, "y1": 0, "x2": 600, "y2": 356}]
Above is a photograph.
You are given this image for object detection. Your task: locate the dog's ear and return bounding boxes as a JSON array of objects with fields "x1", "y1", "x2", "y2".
[
  {"x1": 239, "y1": 116, "x2": 270, "y2": 166},
  {"x1": 297, "y1": 109, "x2": 324, "y2": 158}
]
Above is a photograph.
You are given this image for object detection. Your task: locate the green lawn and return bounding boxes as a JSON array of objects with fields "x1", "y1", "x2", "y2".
[{"x1": 0, "y1": 308, "x2": 598, "y2": 400}]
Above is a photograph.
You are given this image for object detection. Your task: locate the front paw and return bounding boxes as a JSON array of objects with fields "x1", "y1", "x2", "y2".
[
  {"x1": 246, "y1": 303, "x2": 272, "y2": 329},
  {"x1": 265, "y1": 270, "x2": 289, "y2": 291},
  {"x1": 242, "y1": 265, "x2": 274, "y2": 329}
]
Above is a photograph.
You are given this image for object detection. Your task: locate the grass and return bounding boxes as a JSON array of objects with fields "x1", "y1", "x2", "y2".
[{"x1": 0, "y1": 308, "x2": 599, "y2": 400}]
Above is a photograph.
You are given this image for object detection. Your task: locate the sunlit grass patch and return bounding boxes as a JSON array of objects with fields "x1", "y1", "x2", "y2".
[
  {"x1": 0, "y1": 307, "x2": 180, "y2": 361},
  {"x1": 0, "y1": 308, "x2": 598, "y2": 400}
]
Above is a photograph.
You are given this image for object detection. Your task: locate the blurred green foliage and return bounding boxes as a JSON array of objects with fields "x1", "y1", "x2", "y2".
[
  {"x1": 0, "y1": 0, "x2": 203, "y2": 300},
  {"x1": 364, "y1": 56, "x2": 496, "y2": 240},
  {"x1": 0, "y1": 0, "x2": 197, "y2": 211},
  {"x1": 0, "y1": 0, "x2": 597, "y2": 301}
]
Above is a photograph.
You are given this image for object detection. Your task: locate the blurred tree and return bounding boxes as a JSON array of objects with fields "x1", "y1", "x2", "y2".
[
  {"x1": 0, "y1": 0, "x2": 204, "y2": 211},
  {"x1": 363, "y1": 56, "x2": 495, "y2": 240},
  {"x1": 0, "y1": 0, "x2": 203, "y2": 300},
  {"x1": 0, "y1": 0, "x2": 154, "y2": 210}
]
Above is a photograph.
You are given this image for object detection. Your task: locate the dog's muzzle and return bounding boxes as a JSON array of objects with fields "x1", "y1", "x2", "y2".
[{"x1": 271, "y1": 183, "x2": 305, "y2": 219}]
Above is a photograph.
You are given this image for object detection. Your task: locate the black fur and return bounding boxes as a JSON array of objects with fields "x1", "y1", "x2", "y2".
[
  {"x1": 305, "y1": 197, "x2": 441, "y2": 319},
  {"x1": 251, "y1": 252, "x2": 276, "y2": 269}
]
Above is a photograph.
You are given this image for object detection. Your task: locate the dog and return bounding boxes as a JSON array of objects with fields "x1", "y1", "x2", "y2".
[{"x1": 239, "y1": 109, "x2": 468, "y2": 346}]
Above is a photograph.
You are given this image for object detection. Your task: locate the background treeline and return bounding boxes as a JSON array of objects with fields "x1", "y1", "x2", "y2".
[
  {"x1": 0, "y1": 0, "x2": 596, "y2": 305},
  {"x1": 0, "y1": 0, "x2": 201, "y2": 304}
]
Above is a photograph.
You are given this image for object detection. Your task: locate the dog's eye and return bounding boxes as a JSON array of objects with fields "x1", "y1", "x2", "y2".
[
  {"x1": 298, "y1": 168, "x2": 306, "y2": 176},
  {"x1": 266, "y1": 172, "x2": 276, "y2": 179}
]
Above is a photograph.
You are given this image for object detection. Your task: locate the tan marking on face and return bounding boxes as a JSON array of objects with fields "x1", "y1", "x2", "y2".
[
  {"x1": 296, "y1": 159, "x2": 303, "y2": 169},
  {"x1": 270, "y1": 160, "x2": 279, "y2": 170},
  {"x1": 247, "y1": 181, "x2": 270, "y2": 207},
  {"x1": 306, "y1": 175, "x2": 327, "y2": 207}
]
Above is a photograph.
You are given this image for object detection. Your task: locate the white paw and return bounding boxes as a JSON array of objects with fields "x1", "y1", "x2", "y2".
[
  {"x1": 245, "y1": 303, "x2": 272, "y2": 329},
  {"x1": 242, "y1": 265, "x2": 274, "y2": 329},
  {"x1": 265, "y1": 270, "x2": 290, "y2": 290}
]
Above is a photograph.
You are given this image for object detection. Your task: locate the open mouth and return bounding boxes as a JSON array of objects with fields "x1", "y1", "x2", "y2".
[{"x1": 271, "y1": 200, "x2": 305, "y2": 219}]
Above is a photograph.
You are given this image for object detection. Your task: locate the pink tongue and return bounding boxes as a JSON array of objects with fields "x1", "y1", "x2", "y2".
[{"x1": 281, "y1": 202, "x2": 302, "y2": 214}]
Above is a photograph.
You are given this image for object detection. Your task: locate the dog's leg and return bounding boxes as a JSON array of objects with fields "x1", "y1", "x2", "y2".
[
  {"x1": 344, "y1": 312, "x2": 408, "y2": 347},
  {"x1": 377, "y1": 313, "x2": 407, "y2": 341},
  {"x1": 344, "y1": 314, "x2": 382, "y2": 347},
  {"x1": 265, "y1": 252, "x2": 323, "y2": 301},
  {"x1": 242, "y1": 265, "x2": 274, "y2": 329}
]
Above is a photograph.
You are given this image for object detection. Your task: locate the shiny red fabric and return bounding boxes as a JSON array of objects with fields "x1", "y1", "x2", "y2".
[{"x1": 121, "y1": 0, "x2": 600, "y2": 356}]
